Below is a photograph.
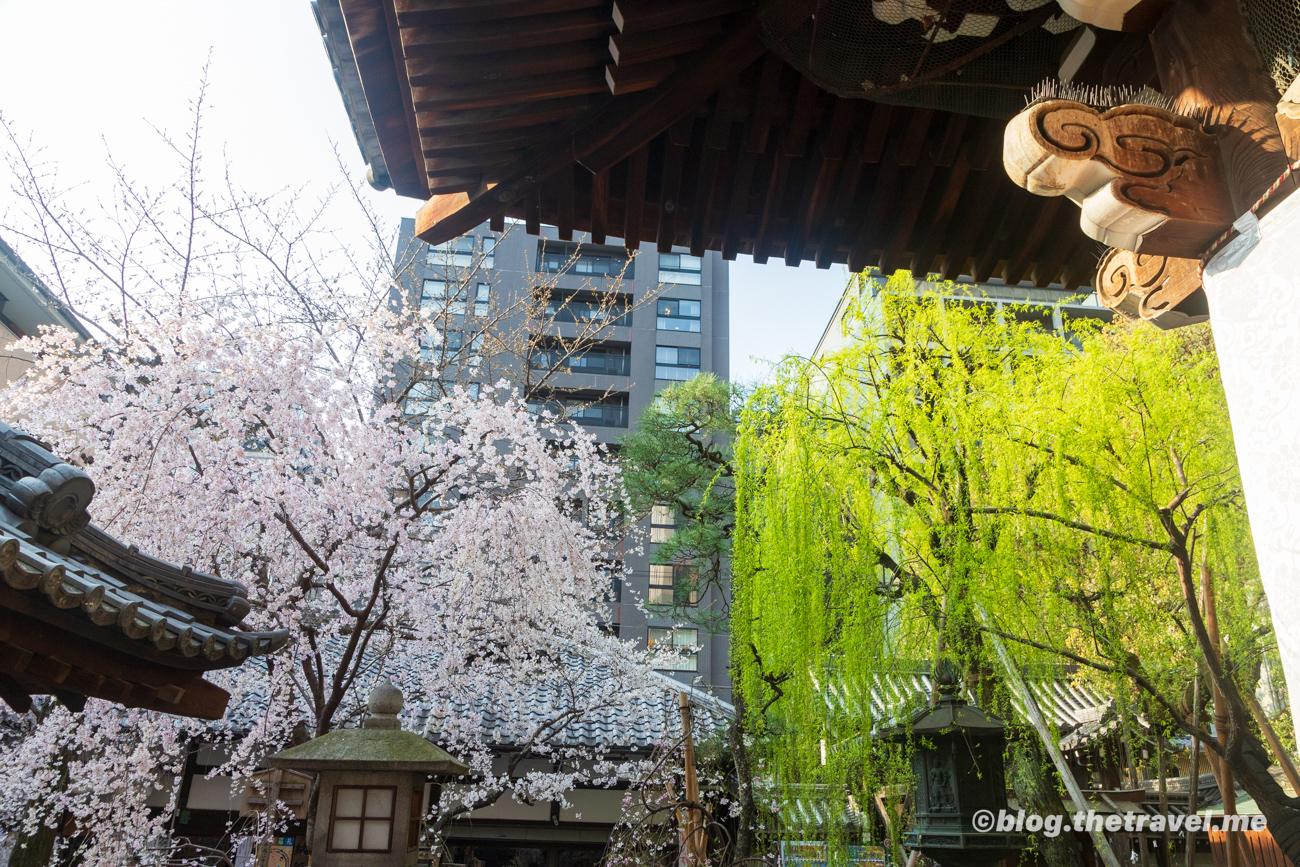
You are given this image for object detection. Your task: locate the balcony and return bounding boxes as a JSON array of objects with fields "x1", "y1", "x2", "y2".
[
  {"x1": 530, "y1": 350, "x2": 631, "y2": 376},
  {"x1": 528, "y1": 399, "x2": 629, "y2": 428},
  {"x1": 570, "y1": 403, "x2": 628, "y2": 428}
]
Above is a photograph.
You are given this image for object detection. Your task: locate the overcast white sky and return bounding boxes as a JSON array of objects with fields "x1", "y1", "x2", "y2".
[{"x1": 0, "y1": 0, "x2": 847, "y2": 380}]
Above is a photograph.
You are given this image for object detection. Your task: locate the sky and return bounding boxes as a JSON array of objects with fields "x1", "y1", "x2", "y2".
[{"x1": 0, "y1": 0, "x2": 848, "y2": 380}]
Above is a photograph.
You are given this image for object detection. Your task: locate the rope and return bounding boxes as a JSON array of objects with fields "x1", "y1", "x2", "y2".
[{"x1": 1198, "y1": 159, "x2": 1300, "y2": 277}]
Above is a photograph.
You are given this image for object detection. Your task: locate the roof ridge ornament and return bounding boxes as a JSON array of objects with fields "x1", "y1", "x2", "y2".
[{"x1": 6, "y1": 463, "x2": 95, "y2": 536}]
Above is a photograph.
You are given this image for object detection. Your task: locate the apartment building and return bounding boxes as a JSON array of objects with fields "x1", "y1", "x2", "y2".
[
  {"x1": 814, "y1": 271, "x2": 1115, "y2": 360},
  {"x1": 394, "y1": 219, "x2": 732, "y2": 701}
]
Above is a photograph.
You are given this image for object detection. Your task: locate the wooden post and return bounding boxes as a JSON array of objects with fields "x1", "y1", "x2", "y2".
[
  {"x1": 1202, "y1": 566, "x2": 1257, "y2": 867},
  {"x1": 977, "y1": 604, "x2": 1124, "y2": 867},
  {"x1": 679, "y1": 692, "x2": 707, "y2": 867},
  {"x1": 1150, "y1": 0, "x2": 1290, "y2": 214},
  {"x1": 259, "y1": 768, "x2": 283, "y2": 867},
  {"x1": 1159, "y1": 732, "x2": 1173, "y2": 867},
  {"x1": 1187, "y1": 676, "x2": 1202, "y2": 867}
]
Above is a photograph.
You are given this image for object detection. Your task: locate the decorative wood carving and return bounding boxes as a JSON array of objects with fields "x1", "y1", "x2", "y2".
[
  {"x1": 1005, "y1": 99, "x2": 1235, "y2": 258},
  {"x1": 1150, "y1": 0, "x2": 1289, "y2": 214},
  {"x1": 1096, "y1": 247, "x2": 1208, "y2": 329}
]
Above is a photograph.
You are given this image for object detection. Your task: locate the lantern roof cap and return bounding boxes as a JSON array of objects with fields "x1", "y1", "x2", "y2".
[
  {"x1": 907, "y1": 693, "x2": 1007, "y2": 735},
  {"x1": 882, "y1": 662, "x2": 1007, "y2": 737},
  {"x1": 266, "y1": 728, "x2": 468, "y2": 774}
]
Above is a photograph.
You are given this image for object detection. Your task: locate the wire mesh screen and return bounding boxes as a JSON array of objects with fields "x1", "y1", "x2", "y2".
[
  {"x1": 1241, "y1": 0, "x2": 1300, "y2": 94},
  {"x1": 759, "y1": 0, "x2": 1082, "y2": 119}
]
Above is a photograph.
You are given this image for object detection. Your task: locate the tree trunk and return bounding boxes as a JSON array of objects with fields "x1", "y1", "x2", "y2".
[
  {"x1": 728, "y1": 693, "x2": 757, "y2": 867},
  {"x1": 8, "y1": 821, "x2": 58, "y2": 867},
  {"x1": 1220, "y1": 737, "x2": 1300, "y2": 865},
  {"x1": 1009, "y1": 734, "x2": 1087, "y2": 867},
  {"x1": 303, "y1": 773, "x2": 321, "y2": 857}
]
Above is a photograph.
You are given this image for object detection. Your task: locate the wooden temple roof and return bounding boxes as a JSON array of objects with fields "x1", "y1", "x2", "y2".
[
  {"x1": 318, "y1": 0, "x2": 1102, "y2": 290},
  {"x1": 0, "y1": 423, "x2": 288, "y2": 719}
]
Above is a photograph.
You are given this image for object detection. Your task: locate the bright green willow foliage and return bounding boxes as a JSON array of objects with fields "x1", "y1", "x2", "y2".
[{"x1": 732, "y1": 276, "x2": 1268, "y2": 847}]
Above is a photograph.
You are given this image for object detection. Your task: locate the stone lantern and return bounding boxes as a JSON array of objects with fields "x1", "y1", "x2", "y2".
[
  {"x1": 889, "y1": 662, "x2": 1025, "y2": 867},
  {"x1": 267, "y1": 681, "x2": 468, "y2": 867}
]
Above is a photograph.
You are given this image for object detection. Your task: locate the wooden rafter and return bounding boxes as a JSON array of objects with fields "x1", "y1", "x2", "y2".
[{"x1": 330, "y1": 0, "x2": 1101, "y2": 286}]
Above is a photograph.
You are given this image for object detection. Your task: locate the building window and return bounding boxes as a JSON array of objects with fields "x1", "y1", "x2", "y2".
[
  {"x1": 428, "y1": 236, "x2": 475, "y2": 268},
  {"x1": 451, "y1": 331, "x2": 483, "y2": 367},
  {"x1": 647, "y1": 627, "x2": 699, "y2": 670},
  {"x1": 527, "y1": 394, "x2": 629, "y2": 428},
  {"x1": 649, "y1": 564, "x2": 698, "y2": 607},
  {"x1": 656, "y1": 299, "x2": 701, "y2": 332},
  {"x1": 405, "y1": 380, "x2": 437, "y2": 416},
  {"x1": 530, "y1": 344, "x2": 631, "y2": 376},
  {"x1": 422, "y1": 279, "x2": 446, "y2": 302},
  {"x1": 329, "y1": 786, "x2": 395, "y2": 853},
  {"x1": 659, "y1": 253, "x2": 703, "y2": 285},
  {"x1": 545, "y1": 292, "x2": 632, "y2": 327},
  {"x1": 538, "y1": 244, "x2": 633, "y2": 278},
  {"x1": 423, "y1": 279, "x2": 475, "y2": 315},
  {"x1": 428, "y1": 235, "x2": 495, "y2": 269},
  {"x1": 650, "y1": 504, "x2": 676, "y2": 542},
  {"x1": 474, "y1": 283, "x2": 491, "y2": 316},
  {"x1": 655, "y1": 346, "x2": 700, "y2": 381},
  {"x1": 423, "y1": 331, "x2": 483, "y2": 366}
]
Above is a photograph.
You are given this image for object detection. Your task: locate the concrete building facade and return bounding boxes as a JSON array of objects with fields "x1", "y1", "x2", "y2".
[
  {"x1": 395, "y1": 218, "x2": 733, "y2": 702},
  {"x1": 814, "y1": 271, "x2": 1114, "y2": 361}
]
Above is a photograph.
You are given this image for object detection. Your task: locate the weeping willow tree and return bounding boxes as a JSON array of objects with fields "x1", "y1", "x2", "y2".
[{"x1": 732, "y1": 275, "x2": 1299, "y2": 862}]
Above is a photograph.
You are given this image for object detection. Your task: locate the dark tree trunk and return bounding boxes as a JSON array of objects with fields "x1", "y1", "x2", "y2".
[
  {"x1": 8, "y1": 820, "x2": 57, "y2": 867},
  {"x1": 1008, "y1": 733, "x2": 1086, "y2": 867},
  {"x1": 1222, "y1": 735, "x2": 1300, "y2": 865},
  {"x1": 728, "y1": 693, "x2": 757, "y2": 866}
]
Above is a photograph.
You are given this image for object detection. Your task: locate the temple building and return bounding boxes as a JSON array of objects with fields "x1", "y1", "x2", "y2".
[{"x1": 0, "y1": 420, "x2": 289, "y2": 718}]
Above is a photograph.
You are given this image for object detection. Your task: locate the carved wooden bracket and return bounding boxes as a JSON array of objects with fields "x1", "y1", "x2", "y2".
[
  {"x1": 1096, "y1": 247, "x2": 1207, "y2": 329},
  {"x1": 1005, "y1": 100, "x2": 1235, "y2": 258}
]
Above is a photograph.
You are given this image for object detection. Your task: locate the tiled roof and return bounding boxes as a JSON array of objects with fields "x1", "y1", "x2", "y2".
[
  {"x1": 0, "y1": 422, "x2": 288, "y2": 666},
  {"x1": 819, "y1": 667, "x2": 1113, "y2": 750},
  {"x1": 223, "y1": 649, "x2": 734, "y2": 754},
  {"x1": 414, "y1": 658, "x2": 735, "y2": 751}
]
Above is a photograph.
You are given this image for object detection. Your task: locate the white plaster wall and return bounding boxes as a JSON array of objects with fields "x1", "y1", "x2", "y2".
[
  {"x1": 1203, "y1": 192, "x2": 1300, "y2": 744},
  {"x1": 187, "y1": 775, "x2": 243, "y2": 811},
  {"x1": 559, "y1": 789, "x2": 626, "y2": 824}
]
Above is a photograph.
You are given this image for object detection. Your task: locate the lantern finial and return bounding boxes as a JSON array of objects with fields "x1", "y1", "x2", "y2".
[
  {"x1": 934, "y1": 658, "x2": 960, "y2": 696},
  {"x1": 364, "y1": 679, "x2": 403, "y2": 729}
]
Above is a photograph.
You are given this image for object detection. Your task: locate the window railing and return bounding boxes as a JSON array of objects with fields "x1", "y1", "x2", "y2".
[
  {"x1": 528, "y1": 399, "x2": 629, "y2": 428},
  {"x1": 539, "y1": 244, "x2": 633, "y2": 278},
  {"x1": 545, "y1": 300, "x2": 632, "y2": 327},
  {"x1": 530, "y1": 350, "x2": 631, "y2": 376}
]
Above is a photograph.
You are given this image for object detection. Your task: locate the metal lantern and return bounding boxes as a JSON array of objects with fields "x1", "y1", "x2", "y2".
[{"x1": 891, "y1": 662, "x2": 1026, "y2": 867}]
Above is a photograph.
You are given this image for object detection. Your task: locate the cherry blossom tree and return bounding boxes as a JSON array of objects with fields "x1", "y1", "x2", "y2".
[
  {"x1": 0, "y1": 310, "x2": 667, "y2": 865},
  {"x1": 0, "y1": 84, "x2": 673, "y2": 867}
]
